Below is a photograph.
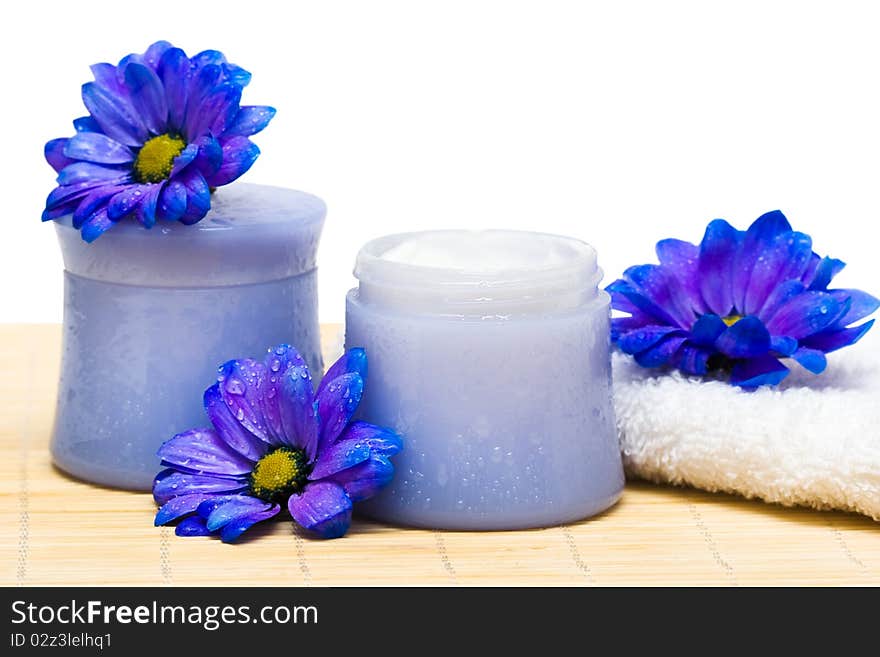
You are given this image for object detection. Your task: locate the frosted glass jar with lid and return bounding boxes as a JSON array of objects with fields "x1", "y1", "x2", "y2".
[
  {"x1": 345, "y1": 230, "x2": 623, "y2": 530},
  {"x1": 51, "y1": 183, "x2": 326, "y2": 490}
]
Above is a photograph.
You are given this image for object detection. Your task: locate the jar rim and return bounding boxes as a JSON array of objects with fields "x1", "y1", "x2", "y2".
[{"x1": 353, "y1": 230, "x2": 603, "y2": 316}]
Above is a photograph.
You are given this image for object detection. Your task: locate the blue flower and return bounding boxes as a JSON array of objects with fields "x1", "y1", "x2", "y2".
[
  {"x1": 153, "y1": 346, "x2": 403, "y2": 541},
  {"x1": 42, "y1": 41, "x2": 275, "y2": 242},
  {"x1": 608, "y1": 211, "x2": 879, "y2": 388}
]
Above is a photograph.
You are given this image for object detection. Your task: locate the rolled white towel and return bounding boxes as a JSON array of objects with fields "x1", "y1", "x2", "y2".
[{"x1": 613, "y1": 328, "x2": 880, "y2": 519}]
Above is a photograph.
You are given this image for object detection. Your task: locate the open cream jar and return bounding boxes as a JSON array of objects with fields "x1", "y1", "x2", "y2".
[{"x1": 346, "y1": 230, "x2": 623, "y2": 529}]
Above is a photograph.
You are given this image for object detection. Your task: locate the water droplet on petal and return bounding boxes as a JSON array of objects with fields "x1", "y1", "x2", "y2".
[{"x1": 226, "y1": 377, "x2": 245, "y2": 395}]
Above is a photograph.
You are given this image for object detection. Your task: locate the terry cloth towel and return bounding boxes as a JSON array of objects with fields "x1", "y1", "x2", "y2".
[{"x1": 613, "y1": 327, "x2": 880, "y2": 520}]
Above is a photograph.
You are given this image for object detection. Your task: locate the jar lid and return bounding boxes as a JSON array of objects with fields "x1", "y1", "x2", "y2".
[{"x1": 55, "y1": 183, "x2": 326, "y2": 287}]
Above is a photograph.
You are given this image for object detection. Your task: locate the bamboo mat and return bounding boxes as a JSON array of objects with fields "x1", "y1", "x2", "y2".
[{"x1": 1, "y1": 324, "x2": 878, "y2": 587}]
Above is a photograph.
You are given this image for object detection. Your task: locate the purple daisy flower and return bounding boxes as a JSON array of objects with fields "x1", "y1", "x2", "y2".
[
  {"x1": 42, "y1": 40, "x2": 275, "y2": 242},
  {"x1": 153, "y1": 345, "x2": 402, "y2": 541},
  {"x1": 608, "y1": 210, "x2": 879, "y2": 388}
]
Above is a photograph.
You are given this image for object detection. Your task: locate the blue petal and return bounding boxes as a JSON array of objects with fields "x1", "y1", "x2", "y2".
[
  {"x1": 221, "y1": 63, "x2": 252, "y2": 87},
  {"x1": 715, "y1": 316, "x2": 771, "y2": 359},
  {"x1": 330, "y1": 455, "x2": 394, "y2": 503},
  {"x1": 157, "y1": 47, "x2": 190, "y2": 130},
  {"x1": 152, "y1": 468, "x2": 247, "y2": 505},
  {"x1": 194, "y1": 494, "x2": 238, "y2": 520},
  {"x1": 807, "y1": 257, "x2": 846, "y2": 291},
  {"x1": 633, "y1": 334, "x2": 687, "y2": 368},
  {"x1": 792, "y1": 347, "x2": 827, "y2": 374},
  {"x1": 288, "y1": 482, "x2": 353, "y2": 539},
  {"x1": 73, "y1": 116, "x2": 102, "y2": 133},
  {"x1": 72, "y1": 184, "x2": 124, "y2": 228},
  {"x1": 191, "y1": 50, "x2": 227, "y2": 69},
  {"x1": 309, "y1": 438, "x2": 372, "y2": 480},
  {"x1": 801, "y1": 253, "x2": 821, "y2": 287},
  {"x1": 208, "y1": 137, "x2": 260, "y2": 187},
  {"x1": 765, "y1": 291, "x2": 841, "y2": 339},
  {"x1": 81, "y1": 81, "x2": 147, "y2": 147},
  {"x1": 335, "y1": 421, "x2": 403, "y2": 458},
  {"x1": 203, "y1": 384, "x2": 270, "y2": 463},
  {"x1": 756, "y1": 279, "x2": 806, "y2": 319},
  {"x1": 178, "y1": 170, "x2": 211, "y2": 224},
  {"x1": 743, "y1": 231, "x2": 813, "y2": 316},
  {"x1": 316, "y1": 372, "x2": 364, "y2": 451},
  {"x1": 606, "y1": 279, "x2": 682, "y2": 329},
  {"x1": 801, "y1": 319, "x2": 875, "y2": 353},
  {"x1": 205, "y1": 136, "x2": 260, "y2": 187},
  {"x1": 690, "y1": 313, "x2": 726, "y2": 347},
  {"x1": 278, "y1": 362, "x2": 319, "y2": 458},
  {"x1": 107, "y1": 185, "x2": 149, "y2": 220},
  {"x1": 608, "y1": 288, "x2": 643, "y2": 315},
  {"x1": 611, "y1": 313, "x2": 654, "y2": 342},
  {"x1": 57, "y1": 162, "x2": 129, "y2": 186},
  {"x1": 44, "y1": 181, "x2": 103, "y2": 213},
  {"x1": 183, "y1": 64, "x2": 222, "y2": 138},
  {"x1": 80, "y1": 207, "x2": 115, "y2": 243},
  {"x1": 157, "y1": 180, "x2": 187, "y2": 221},
  {"x1": 697, "y1": 219, "x2": 741, "y2": 316},
  {"x1": 732, "y1": 210, "x2": 792, "y2": 314},
  {"x1": 828, "y1": 289, "x2": 880, "y2": 328},
  {"x1": 623, "y1": 264, "x2": 695, "y2": 328},
  {"x1": 41, "y1": 201, "x2": 81, "y2": 222},
  {"x1": 192, "y1": 135, "x2": 223, "y2": 176},
  {"x1": 187, "y1": 82, "x2": 241, "y2": 138},
  {"x1": 157, "y1": 427, "x2": 254, "y2": 476},
  {"x1": 64, "y1": 132, "x2": 133, "y2": 164},
  {"x1": 136, "y1": 183, "x2": 161, "y2": 228},
  {"x1": 316, "y1": 348, "x2": 368, "y2": 400},
  {"x1": 224, "y1": 105, "x2": 276, "y2": 137},
  {"x1": 263, "y1": 344, "x2": 308, "y2": 377},
  {"x1": 168, "y1": 142, "x2": 198, "y2": 178},
  {"x1": 618, "y1": 325, "x2": 683, "y2": 355},
  {"x1": 45, "y1": 138, "x2": 74, "y2": 172},
  {"x1": 675, "y1": 344, "x2": 711, "y2": 376},
  {"x1": 143, "y1": 40, "x2": 173, "y2": 70},
  {"x1": 175, "y1": 515, "x2": 212, "y2": 537},
  {"x1": 216, "y1": 358, "x2": 274, "y2": 445},
  {"x1": 199, "y1": 495, "x2": 276, "y2": 532},
  {"x1": 89, "y1": 62, "x2": 126, "y2": 94},
  {"x1": 220, "y1": 505, "x2": 280, "y2": 542},
  {"x1": 154, "y1": 493, "x2": 215, "y2": 526},
  {"x1": 261, "y1": 346, "x2": 317, "y2": 453},
  {"x1": 123, "y1": 62, "x2": 168, "y2": 135},
  {"x1": 655, "y1": 238, "x2": 707, "y2": 315},
  {"x1": 770, "y1": 335, "x2": 798, "y2": 356},
  {"x1": 211, "y1": 85, "x2": 244, "y2": 136},
  {"x1": 730, "y1": 355, "x2": 790, "y2": 388}
]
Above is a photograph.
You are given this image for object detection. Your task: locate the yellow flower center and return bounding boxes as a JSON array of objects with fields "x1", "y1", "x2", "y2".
[
  {"x1": 250, "y1": 447, "x2": 309, "y2": 503},
  {"x1": 722, "y1": 314, "x2": 743, "y2": 327},
  {"x1": 133, "y1": 134, "x2": 186, "y2": 183}
]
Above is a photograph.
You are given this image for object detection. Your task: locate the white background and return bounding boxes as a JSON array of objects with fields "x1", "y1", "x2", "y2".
[{"x1": 2, "y1": 0, "x2": 879, "y2": 323}]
